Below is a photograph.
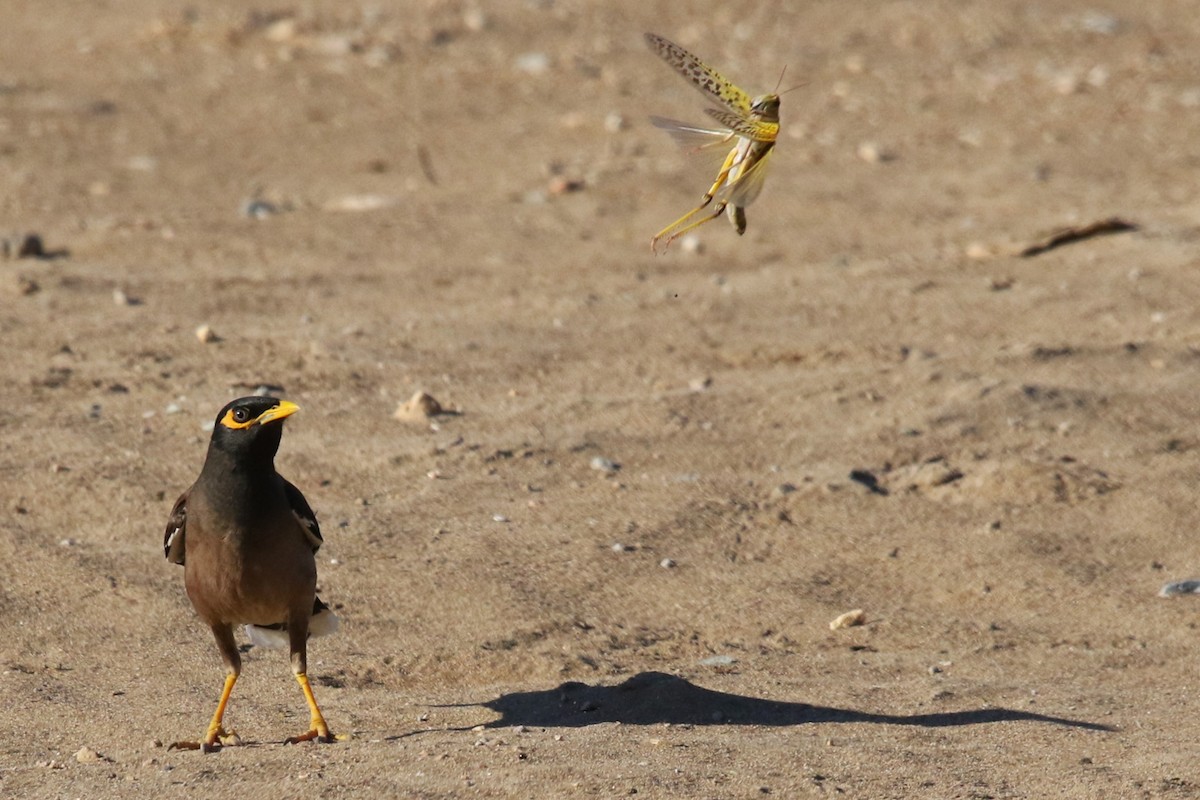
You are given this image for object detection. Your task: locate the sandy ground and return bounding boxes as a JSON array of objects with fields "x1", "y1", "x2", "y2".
[{"x1": 5, "y1": 1, "x2": 1200, "y2": 796}]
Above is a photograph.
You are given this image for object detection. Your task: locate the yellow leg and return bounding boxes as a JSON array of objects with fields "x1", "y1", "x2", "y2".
[
  {"x1": 204, "y1": 673, "x2": 237, "y2": 746},
  {"x1": 651, "y1": 146, "x2": 739, "y2": 253},
  {"x1": 169, "y1": 672, "x2": 239, "y2": 752},
  {"x1": 654, "y1": 202, "x2": 734, "y2": 251},
  {"x1": 284, "y1": 672, "x2": 335, "y2": 744}
]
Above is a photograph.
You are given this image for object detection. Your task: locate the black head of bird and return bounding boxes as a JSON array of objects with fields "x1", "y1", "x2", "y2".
[{"x1": 206, "y1": 396, "x2": 299, "y2": 471}]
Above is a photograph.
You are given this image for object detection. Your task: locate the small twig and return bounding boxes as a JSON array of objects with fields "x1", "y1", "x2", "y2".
[{"x1": 1019, "y1": 217, "x2": 1137, "y2": 258}]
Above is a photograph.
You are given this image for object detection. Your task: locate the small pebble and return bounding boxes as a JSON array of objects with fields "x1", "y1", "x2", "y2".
[
  {"x1": 699, "y1": 655, "x2": 735, "y2": 666},
  {"x1": 195, "y1": 324, "x2": 219, "y2": 343},
  {"x1": 1051, "y1": 71, "x2": 1080, "y2": 95},
  {"x1": 325, "y1": 194, "x2": 399, "y2": 212},
  {"x1": 243, "y1": 199, "x2": 279, "y2": 219},
  {"x1": 493, "y1": 514, "x2": 509, "y2": 523},
  {"x1": 829, "y1": 609, "x2": 867, "y2": 630},
  {"x1": 964, "y1": 242, "x2": 992, "y2": 260},
  {"x1": 313, "y1": 34, "x2": 355, "y2": 57},
  {"x1": 604, "y1": 112, "x2": 626, "y2": 133},
  {"x1": 659, "y1": 558, "x2": 676, "y2": 569},
  {"x1": 264, "y1": 17, "x2": 298, "y2": 42},
  {"x1": 395, "y1": 391, "x2": 445, "y2": 421},
  {"x1": 515, "y1": 52, "x2": 551, "y2": 74},
  {"x1": 1161, "y1": 579, "x2": 1200, "y2": 597},
  {"x1": 75, "y1": 746, "x2": 104, "y2": 763},
  {"x1": 590, "y1": 456, "x2": 620, "y2": 474},
  {"x1": 1086, "y1": 65, "x2": 1109, "y2": 89},
  {"x1": 856, "y1": 142, "x2": 890, "y2": 163},
  {"x1": 1077, "y1": 11, "x2": 1120, "y2": 35},
  {"x1": 127, "y1": 155, "x2": 157, "y2": 172},
  {"x1": 463, "y1": 9, "x2": 489, "y2": 31},
  {"x1": 679, "y1": 235, "x2": 704, "y2": 255},
  {"x1": 770, "y1": 483, "x2": 797, "y2": 499},
  {"x1": 612, "y1": 542, "x2": 634, "y2": 552},
  {"x1": 2, "y1": 233, "x2": 43, "y2": 259},
  {"x1": 547, "y1": 176, "x2": 585, "y2": 195}
]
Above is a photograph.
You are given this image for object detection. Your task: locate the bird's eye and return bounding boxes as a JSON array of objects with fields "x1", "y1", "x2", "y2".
[{"x1": 233, "y1": 408, "x2": 250, "y2": 423}]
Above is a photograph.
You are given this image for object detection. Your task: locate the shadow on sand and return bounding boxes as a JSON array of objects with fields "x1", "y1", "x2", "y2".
[{"x1": 443, "y1": 671, "x2": 1113, "y2": 732}]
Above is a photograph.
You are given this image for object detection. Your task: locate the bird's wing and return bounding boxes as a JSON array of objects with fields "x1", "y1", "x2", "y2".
[
  {"x1": 283, "y1": 478, "x2": 324, "y2": 552},
  {"x1": 164, "y1": 492, "x2": 188, "y2": 565}
]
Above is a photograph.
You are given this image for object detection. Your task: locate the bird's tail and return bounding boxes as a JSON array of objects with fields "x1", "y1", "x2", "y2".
[{"x1": 244, "y1": 596, "x2": 340, "y2": 649}]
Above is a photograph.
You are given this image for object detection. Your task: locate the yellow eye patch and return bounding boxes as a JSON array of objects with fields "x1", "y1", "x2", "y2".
[
  {"x1": 219, "y1": 409, "x2": 256, "y2": 430},
  {"x1": 218, "y1": 400, "x2": 300, "y2": 431}
]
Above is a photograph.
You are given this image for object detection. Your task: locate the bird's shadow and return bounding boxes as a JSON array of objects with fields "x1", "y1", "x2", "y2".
[{"x1": 421, "y1": 671, "x2": 1113, "y2": 734}]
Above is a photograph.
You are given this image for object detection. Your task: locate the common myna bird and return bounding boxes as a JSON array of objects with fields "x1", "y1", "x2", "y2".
[{"x1": 164, "y1": 396, "x2": 338, "y2": 751}]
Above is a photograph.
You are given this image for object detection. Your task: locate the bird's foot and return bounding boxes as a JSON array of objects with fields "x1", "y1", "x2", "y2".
[
  {"x1": 284, "y1": 727, "x2": 337, "y2": 745},
  {"x1": 168, "y1": 727, "x2": 242, "y2": 753}
]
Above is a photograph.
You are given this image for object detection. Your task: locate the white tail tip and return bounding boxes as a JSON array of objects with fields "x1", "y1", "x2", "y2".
[{"x1": 244, "y1": 607, "x2": 340, "y2": 649}]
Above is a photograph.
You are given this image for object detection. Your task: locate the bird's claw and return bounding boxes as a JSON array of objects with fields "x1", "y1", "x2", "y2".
[
  {"x1": 284, "y1": 728, "x2": 337, "y2": 745},
  {"x1": 168, "y1": 727, "x2": 241, "y2": 753}
]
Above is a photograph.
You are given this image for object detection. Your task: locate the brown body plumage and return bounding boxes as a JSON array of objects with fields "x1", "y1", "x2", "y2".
[{"x1": 164, "y1": 396, "x2": 337, "y2": 751}]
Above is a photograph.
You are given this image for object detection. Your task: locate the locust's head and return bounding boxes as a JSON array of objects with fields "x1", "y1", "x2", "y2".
[{"x1": 750, "y1": 94, "x2": 781, "y2": 123}]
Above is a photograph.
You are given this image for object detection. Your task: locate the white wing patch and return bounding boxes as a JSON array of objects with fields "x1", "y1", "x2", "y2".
[
  {"x1": 294, "y1": 509, "x2": 323, "y2": 552},
  {"x1": 164, "y1": 494, "x2": 188, "y2": 565}
]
